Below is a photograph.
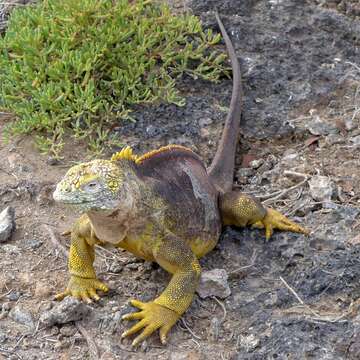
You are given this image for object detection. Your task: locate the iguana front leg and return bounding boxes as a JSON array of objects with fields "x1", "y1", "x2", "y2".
[
  {"x1": 220, "y1": 191, "x2": 309, "y2": 240},
  {"x1": 122, "y1": 232, "x2": 200, "y2": 346},
  {"x1": 55, "y1": 215, "x2": 108, "y2": 302}
]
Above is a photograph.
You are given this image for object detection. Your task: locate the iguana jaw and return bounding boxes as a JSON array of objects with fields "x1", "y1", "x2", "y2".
[{"x1": 53, "y1": 184, "x2": 120, "y2": 211}]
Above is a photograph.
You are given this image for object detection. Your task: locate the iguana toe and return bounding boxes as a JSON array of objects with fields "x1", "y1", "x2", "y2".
[
  {"x1": 55, "y1": 276, "x2": 108, "y2": 302},
  {"x1": 252, "y1": 208, "x2": 310, "y2": 241},
  {"x1": 122, "y1": 299, "x2": 179, "y2": 346}
]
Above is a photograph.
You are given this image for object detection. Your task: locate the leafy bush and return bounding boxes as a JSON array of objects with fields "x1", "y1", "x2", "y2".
[{"x1": 0, "y1": 0, "x2": 226, "y2": 157}]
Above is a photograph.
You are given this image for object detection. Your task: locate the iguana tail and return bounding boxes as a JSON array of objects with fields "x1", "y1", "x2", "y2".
[{"x1": 208, "y1": 11, "x2": 243, "y2": 193}]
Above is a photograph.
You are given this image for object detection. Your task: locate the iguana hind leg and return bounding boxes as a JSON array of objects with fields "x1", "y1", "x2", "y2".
[{"x1": 220, "y1": 191, "x2": 309, "y2": 240}]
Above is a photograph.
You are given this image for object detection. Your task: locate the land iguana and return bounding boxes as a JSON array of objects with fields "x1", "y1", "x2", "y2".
[{"x1": 53, "y1": 12, "x2": 308, "y2": 346}]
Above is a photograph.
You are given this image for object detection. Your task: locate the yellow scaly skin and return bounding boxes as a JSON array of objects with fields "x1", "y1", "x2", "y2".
[{"x1": 53, "y1": 145, "x2": 308, "y2": 347}]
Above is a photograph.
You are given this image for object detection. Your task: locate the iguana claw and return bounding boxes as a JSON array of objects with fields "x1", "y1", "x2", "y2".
[
  {"x1": 122, "y1": 299, "x2": 179, "y2": 346},
  {"x1": 55, "y1": 275, "x2": 109, "y2": 303},
  {"x1": 252, "y1": 208, "x2": 310, "y2": 241}
]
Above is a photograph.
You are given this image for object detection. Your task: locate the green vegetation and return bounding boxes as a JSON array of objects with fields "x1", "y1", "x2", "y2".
[{"x1": 0, "y1": 0, "x2": 226, "y2": 157}]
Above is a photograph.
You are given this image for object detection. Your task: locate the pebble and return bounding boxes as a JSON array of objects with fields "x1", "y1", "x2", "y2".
[
  {"x1": 197, "y1": 269, "x2": 231, "y2": 299},
  {"x1": 7, "y1": 290, "x2": 21, "y2": 302},
  {"x1": 237, "y1": 333, "x2": 260, "y2": 352},
  {"x1": 306, "y1": 117, "x2": 338, "y2": 136},
  {"x1": 59, "y1": 324, "x2": 77, "y2": 337},
  {"x1": 350, "y1": 135, "x2": 360, "y2": 146},
  {"x1": 198, "y1": 117, "x2": 213, "y2": 127},
  {"x1": 308, "y1": 175, "x2": 334, "y2": 202},
  {"x1": 249, "y1": 159, "x2": 264, "y2": 169},
  {"x1": 40, "y1": 297, "x2": 92, "y2": 327},
  {"x1": 0, "y1": 207, "x2": 15, "y2": 243},
  {"x1": 9, "y1": 305, "x2": 35, "y2": 329}
]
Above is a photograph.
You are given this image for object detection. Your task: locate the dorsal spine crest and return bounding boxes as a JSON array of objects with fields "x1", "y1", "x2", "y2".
[
  {"x1": 136, "y1": 145, "x2": 194, "y2": 164},
  {"x1": 111, "y1": 146, "x2": 138, "y2": 162},
  {"x1": 111, "y1": 145, "x2": 196, "y2": 165}
]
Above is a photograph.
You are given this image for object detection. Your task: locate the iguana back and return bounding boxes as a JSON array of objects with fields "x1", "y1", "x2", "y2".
[{"x1": 136, "y1": 145, "x2": 221, "y2": 242}]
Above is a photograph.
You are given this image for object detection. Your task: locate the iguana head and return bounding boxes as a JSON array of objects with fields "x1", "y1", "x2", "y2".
[{"x1": 53, "y1": 159, "x2": 127, "y2": 211}]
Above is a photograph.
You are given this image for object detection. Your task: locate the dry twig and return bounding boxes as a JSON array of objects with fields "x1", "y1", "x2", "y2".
[
  {"x1": 43, "y1": 224, "x2": 68, "y2": 258},
  {"x1": 212, "y1": 296, "x2": 227, "y2": 323}
]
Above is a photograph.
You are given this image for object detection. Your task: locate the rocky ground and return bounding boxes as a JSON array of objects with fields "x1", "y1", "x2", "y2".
[{"x1": 0, "y1": 0, "x2": 360, "y2": 359}]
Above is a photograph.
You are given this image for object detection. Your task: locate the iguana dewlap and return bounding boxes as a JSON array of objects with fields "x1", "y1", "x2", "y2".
[{"x1": 52, "y1": 12, "x2": 308, "y2": 347}]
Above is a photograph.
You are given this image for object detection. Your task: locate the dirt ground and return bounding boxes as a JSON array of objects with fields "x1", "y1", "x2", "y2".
[{"x1": 0, "y1": 0, "x2": 360, "y2": 359}]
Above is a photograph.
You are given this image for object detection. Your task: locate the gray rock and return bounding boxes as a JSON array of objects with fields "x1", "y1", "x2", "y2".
[
  {"x1": 306, "y1": 117, "x2": 338, "y2": 136},
  {"x1": 0, "y1": 207, "x2": 15, "y2": 242},
  {"x1": 237, "y1": 333, "x2": 260, "y2": 352},
  {"x1": 308, "y1": 175, "x2": 334, "y2": 202},
  {"x1": 344, "y1": 117, "x2": 356, "y2": 131},
  {"x1": 7, "y1": 290, "x2": 21, "y2": 302},
  {"x1": 236, "y1": 168, "x2": 255, "y2": 178},
  {"x1": 198, "y1": 117, "x2": 213, "y2": 127},
  {"x1": 350, "y1": 135, "x2": 360, "y2": 146},
  {"x1": 40, "y1": 297, "x2": 92, "y2": 327},
  {"x1": 59, "y1": 324, "x2": 77, "y2": 337},
  {"x1": 9, "y1": 306, "x2": 35, "y2": 329},
  {"x1": 249, "y1": 159, "x2": 264, "y2": 169},
  {"x1": 197, "y1": 269, "x2": 231, "y2": 299}
]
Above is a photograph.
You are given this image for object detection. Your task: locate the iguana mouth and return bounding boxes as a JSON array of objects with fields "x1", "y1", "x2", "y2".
[{"x1": 53, "y1": 188, "x2": 93, "y2": 205}]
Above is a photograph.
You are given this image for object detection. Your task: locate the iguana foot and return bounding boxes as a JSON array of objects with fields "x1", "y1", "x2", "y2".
[
  {"x1": 252, "y1": 208, "x2": 309, "y2": 241},
  {"x1": 55, "y1": 275, "x2": 109, "y2": 303},
  {"x1": 122, "y1": 299, "x2": 179, "y2": 346}
]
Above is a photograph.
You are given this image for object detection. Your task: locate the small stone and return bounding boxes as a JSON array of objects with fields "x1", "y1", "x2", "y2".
[
  {"x1": 54, "y1": 339, "x2": 71, "y2": 350},
  {"x1": 145, "y1": 125, "x2": 160, "y2": 137},
  {"x1": 9, "y1": 306, "x2": 35, "y2": 329},
  {"x1": 197, "y1": 269, "x2": 231, "y2": 299},
  {"x1": 308, "y1": 175, "x2": 334, "y2": 202},
  {"x1": 126, "y1": 263, "x2": 140, "y2": 271},
  {"x1": 47, "y1": 157, "x2": 60, "y2": 166},
  {"x1": 40, "y1": 297, "x2": 92, "y2": 327},
  {"x1": 59, "y1": 324, "x2": 77, "y2": 337},
  {"x1": 0, "y1": 207, "x2": 15, "y2": 243},
  {"x1": 350, "y1": 135, "x2": 360, "y2": 146},
  {"x1": 7, "y1": 290, "x2": 21, "y2": 301},
  {"x1": 1, "y1": 302, "x2": 11, "y2": 312},
  {"x1": 306, "y1": 117, "x2": 338, "y2": 136},
  {"x1": 198, "y1": 117, "x2": 213, "y2": 127},
  {"x1": 27, "y1": 239, "x2": 43, "y2": 250},
  {"x1": 344, "y1": 117, "x2": 356, "y2": 131},
  {"x1": 236, "y1": 168, "x2": 255, "y2": 178},
  {"x1": 109, "y1": 262, "x2": 123, "y2": 273},
  {"x1": 237, "y1": 333, "x2": 260, "y2": 352},
  {"x1": 249, "y1": 159, "x2": 264, "y2": 169}
]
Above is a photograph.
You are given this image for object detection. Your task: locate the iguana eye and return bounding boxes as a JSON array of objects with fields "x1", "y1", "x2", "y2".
[{"x1": 84, "y1": 181, "x2": 99, "y2": 191}]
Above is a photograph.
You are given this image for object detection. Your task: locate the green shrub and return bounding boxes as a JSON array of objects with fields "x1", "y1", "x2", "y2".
[{"x1": 0, "y1": 0, "x2": 226, "y2": 157}]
